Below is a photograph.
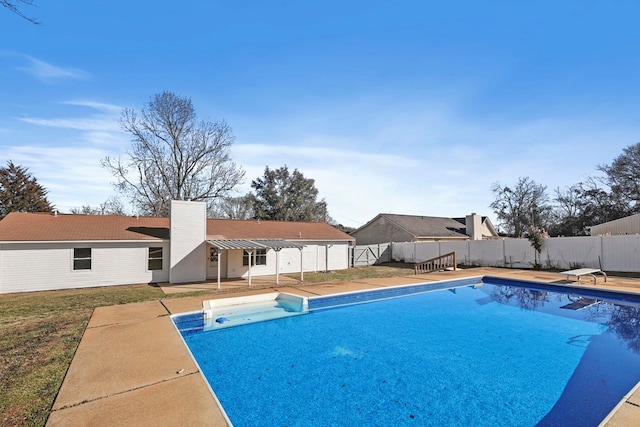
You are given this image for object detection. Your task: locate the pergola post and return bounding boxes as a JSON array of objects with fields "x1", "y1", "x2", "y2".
[
  {"x1": 274, "y1": 248, "x2": 282, "y2": 285},
  {"x1": 217, "y1": 249, "x2": 221, "y2": 290},
  {"x1": 299, "y1": 247, "x2": 304, "y2": 282},
  {"x1": 245, "y1": 249, "x2": 253, "y2": 287}
]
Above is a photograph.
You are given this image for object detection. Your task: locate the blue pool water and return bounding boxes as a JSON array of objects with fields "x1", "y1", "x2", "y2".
[{"x1": 175, "y1": 278, "x2": 640, "y2": 426}]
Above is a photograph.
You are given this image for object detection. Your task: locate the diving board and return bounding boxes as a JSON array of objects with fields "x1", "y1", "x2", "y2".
[{"x1": 560, "y1": 268, "x2": 607, "y2": 285}]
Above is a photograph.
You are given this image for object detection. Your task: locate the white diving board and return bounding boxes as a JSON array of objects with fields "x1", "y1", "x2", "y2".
[{"x1": 560, "y1": 268, "x2": 607, "y2": 285}]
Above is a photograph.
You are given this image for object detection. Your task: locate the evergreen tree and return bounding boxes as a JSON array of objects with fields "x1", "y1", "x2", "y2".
[
  {"x1": 249, "y1": 165, "x2": 328, "y2": 222},
  {"x1": 0, "y1": 161, "x2": 53, "y2": 219}
]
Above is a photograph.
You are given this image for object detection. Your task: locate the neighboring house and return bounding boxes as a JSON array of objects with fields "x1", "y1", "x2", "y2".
[
  {"x1": 351, "y1": 213, "x2": 498, "y2": 245},
  {"x1": 0, "y1": 200, "x2": 354, "y2": 294},
  {"x1": 590, "y1": 213, "x2": 640, "y2": 236}
]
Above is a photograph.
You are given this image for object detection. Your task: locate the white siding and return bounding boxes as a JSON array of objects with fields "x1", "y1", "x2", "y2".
[
  {"x1": 352, "y1": 217, "x2": 414, "y2": 245},
  {"x1": 302, "y1": 246, "x2": 320, "y2": 272},
  {"x1": 169, "y1": 200, "x2": 207, "y2": 283},
  {"x1": 591, "y1": 214, "x2": 640, "y2": 236},
  {"x1": 218, "y1": 243, "x2": 350, "y2": 278},
  {"x1": 0, "y1": 241, "x2": 169, "y2": 294},
  {"x1": 278, "y1": 248, "x2": 303, "y2": 273}
]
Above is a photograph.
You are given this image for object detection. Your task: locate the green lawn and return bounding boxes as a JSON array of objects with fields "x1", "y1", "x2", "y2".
[
  {"x1": 285, "y1": 262, "x2": 415, "y2": 283},
  {"x1": 0, "y1": 264, "x2": 415, "y2": 426},
  {"x1": 0, "y1": 284, "x2": 207, "y2": 427}
]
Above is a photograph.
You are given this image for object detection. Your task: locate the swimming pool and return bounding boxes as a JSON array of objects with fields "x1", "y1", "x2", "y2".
[{"x1": 174, "y1": 276, "x2": 640, "y2": 426}]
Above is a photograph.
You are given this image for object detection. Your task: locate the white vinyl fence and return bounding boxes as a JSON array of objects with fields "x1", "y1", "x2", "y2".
[{"x1": 390, "y1": 235, "x2": 640, "y2": 273}]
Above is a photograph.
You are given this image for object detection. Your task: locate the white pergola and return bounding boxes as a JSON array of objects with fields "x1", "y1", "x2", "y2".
[{"x1": 206, "y1": 239, "x2": 306, "y2": 290}]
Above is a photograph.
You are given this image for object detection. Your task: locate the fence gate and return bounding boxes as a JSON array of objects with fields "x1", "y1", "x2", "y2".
[{"x1": 351, "y1": 243, "x2": 391, "y2": 267}]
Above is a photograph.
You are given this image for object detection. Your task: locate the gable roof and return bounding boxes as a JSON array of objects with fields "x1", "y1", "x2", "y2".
[
  {"x1": 0, "y1": 212, "x2": 353, "y2": 242},
  {"x1": 379, "y1": 214, "x2": 470, "y2": 239},
  {"x1": 0, "y1": 212, "x2": 169, "y2": 241},
  {"x1": 352, "y1": 213, "x2": 497, "y2": 240},
  {"x1": 206, "y1": 219, "x2": 352, "y2": 241}
]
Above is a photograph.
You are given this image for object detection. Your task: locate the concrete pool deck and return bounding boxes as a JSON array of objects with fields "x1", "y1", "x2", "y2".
[{"x1": 46, "y1": 268, "x2": 640, "y2": 426}]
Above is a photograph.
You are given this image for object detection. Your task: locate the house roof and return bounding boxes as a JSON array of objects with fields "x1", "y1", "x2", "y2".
[
  {"x1": 381, "y1": 214, "x2": 470, "y2": 239},
  {"x1": 352, "y1": 213, "x2": 497, "y2": 240},
  {"x1": 0, "y1": 212, "x2": 354, "y2": 242},
  {"x1": 0, "y1": 212, "x2": 170, "y2": 241},
  {"x1": 206, "y1": 219, "x2": 352, "y2": 241}
]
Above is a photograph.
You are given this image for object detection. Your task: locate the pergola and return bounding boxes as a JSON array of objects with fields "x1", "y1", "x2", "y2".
[{"x1": 206, "y1": 239, "x2": 306, "y2": 289}]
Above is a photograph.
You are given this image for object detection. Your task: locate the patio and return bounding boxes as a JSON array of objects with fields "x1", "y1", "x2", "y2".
[{"x1": 46, "y1": 268, "x2": 640, "y2": 426}]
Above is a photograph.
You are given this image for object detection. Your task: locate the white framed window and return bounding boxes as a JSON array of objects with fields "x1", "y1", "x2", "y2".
[
  {"x1": 73, "y1": 248, "x2": 92, "y2": 270},
  {"x1": 255, "y1": 249, "x2": 267, "y2": 265},
  {"x1": 148, "y1": 247, "x2": 163, "y2": 270},
  {"x1": 243, "y1": 249, "x2": 267, "y2": 266}
]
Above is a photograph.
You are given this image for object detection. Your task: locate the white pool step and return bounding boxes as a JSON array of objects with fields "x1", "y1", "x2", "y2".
[{"x1": 202, "y1": 292, "x2": 308, "y2": 330}]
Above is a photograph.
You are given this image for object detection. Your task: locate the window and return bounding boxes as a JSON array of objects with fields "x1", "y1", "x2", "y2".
[
  {"x1": 255, "y1": 249, "x2": 267, "y2": 265},
  {"x1": 148, "y1": 247, "x2": 163, "y2": 270},
  {"x1": 243, "y1": 249, "x2": 267, "y2": 266},
  {"x1": 73, "y1": 248, "x2": 92, "y2": 270}
]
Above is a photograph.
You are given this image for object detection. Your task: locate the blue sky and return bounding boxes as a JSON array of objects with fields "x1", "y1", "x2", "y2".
[{"x1": 2, "y1": 1, "x2": 640, "y2": 228}]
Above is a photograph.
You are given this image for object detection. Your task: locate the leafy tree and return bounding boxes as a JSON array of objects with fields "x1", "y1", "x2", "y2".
[
  {"x1": 0, "y1": 161, "x2": 53, "y2": 219},
  {"x1": 249, "y1": 166, "x2": 328, "y2": 222},
  {"x1": 597, "y1": 142, "x2": 640, "y2": 214},
  {"x1": 102, "y1": 91, "x2": 245, "y2": 217},
  {"x1": 1, "y1": 0, "x2": 40, "y2": 24},
  {"x1": 490, "y1": 177, "x2": 551, "y2": 237}
]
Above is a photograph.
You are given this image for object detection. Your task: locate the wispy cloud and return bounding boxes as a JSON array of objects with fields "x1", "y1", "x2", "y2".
[
  {"x1": 61, "y1": 100, "x2": 122, "y2": 114},
  {"x1": 18, "y1": 99, "x2": 124, "y2": 142},
  {"x1": 1, "y1": 145, "x2": 116, "y2": 211},
  {"x1": 4, "y1": 99, "x2": 129, "y2": 210},
  {"x1": 15, "y1": 54, "x2": 90, "y2": 82},
  {"x1": 230, "y1": 97, "x2": 640, "y2": 226}
]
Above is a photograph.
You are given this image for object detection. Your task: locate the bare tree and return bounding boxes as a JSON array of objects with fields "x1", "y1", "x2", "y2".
[
  {"x1": 2, "y1": 0, "x2": 41, "y2": 24},
  {"x1": 490, "y1": 177, "x2": 551, "y2": 237},
  {"x1": 69, "y1": 197, "x2": 127, "y2": 216},
  {"x1": 102, "y1": 91, "x2": 245, "y2": 217},
  {"x1": 597, "y1": 142, "x2": 640, "y2": 213},
  {"x1": 550, "y1": 178, "x2": 629, "y2": 236},
  {"x1": 209, "y1": 194, "x2": 254, "y2": 219}
]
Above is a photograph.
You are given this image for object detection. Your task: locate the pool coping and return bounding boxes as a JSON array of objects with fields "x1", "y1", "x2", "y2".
[{"x1": 46, "y1": 268, "x2": 640, "y2": 426}]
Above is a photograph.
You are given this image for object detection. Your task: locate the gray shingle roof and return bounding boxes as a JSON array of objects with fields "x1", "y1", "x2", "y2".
[{"x1": 382, "y1": 214, "x2": 469, "y2": 238}]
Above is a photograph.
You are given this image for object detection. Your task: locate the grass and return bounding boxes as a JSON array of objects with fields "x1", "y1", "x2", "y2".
[
  {"x1": 0, "y1": 264, "x2": 415, "y2": 427},
  {"x1": 285, "y1": 262, "x2": 416, "y2": 283},
  {"x1": 0, "y1": 284, "x2": 208, "y2": 427}
]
